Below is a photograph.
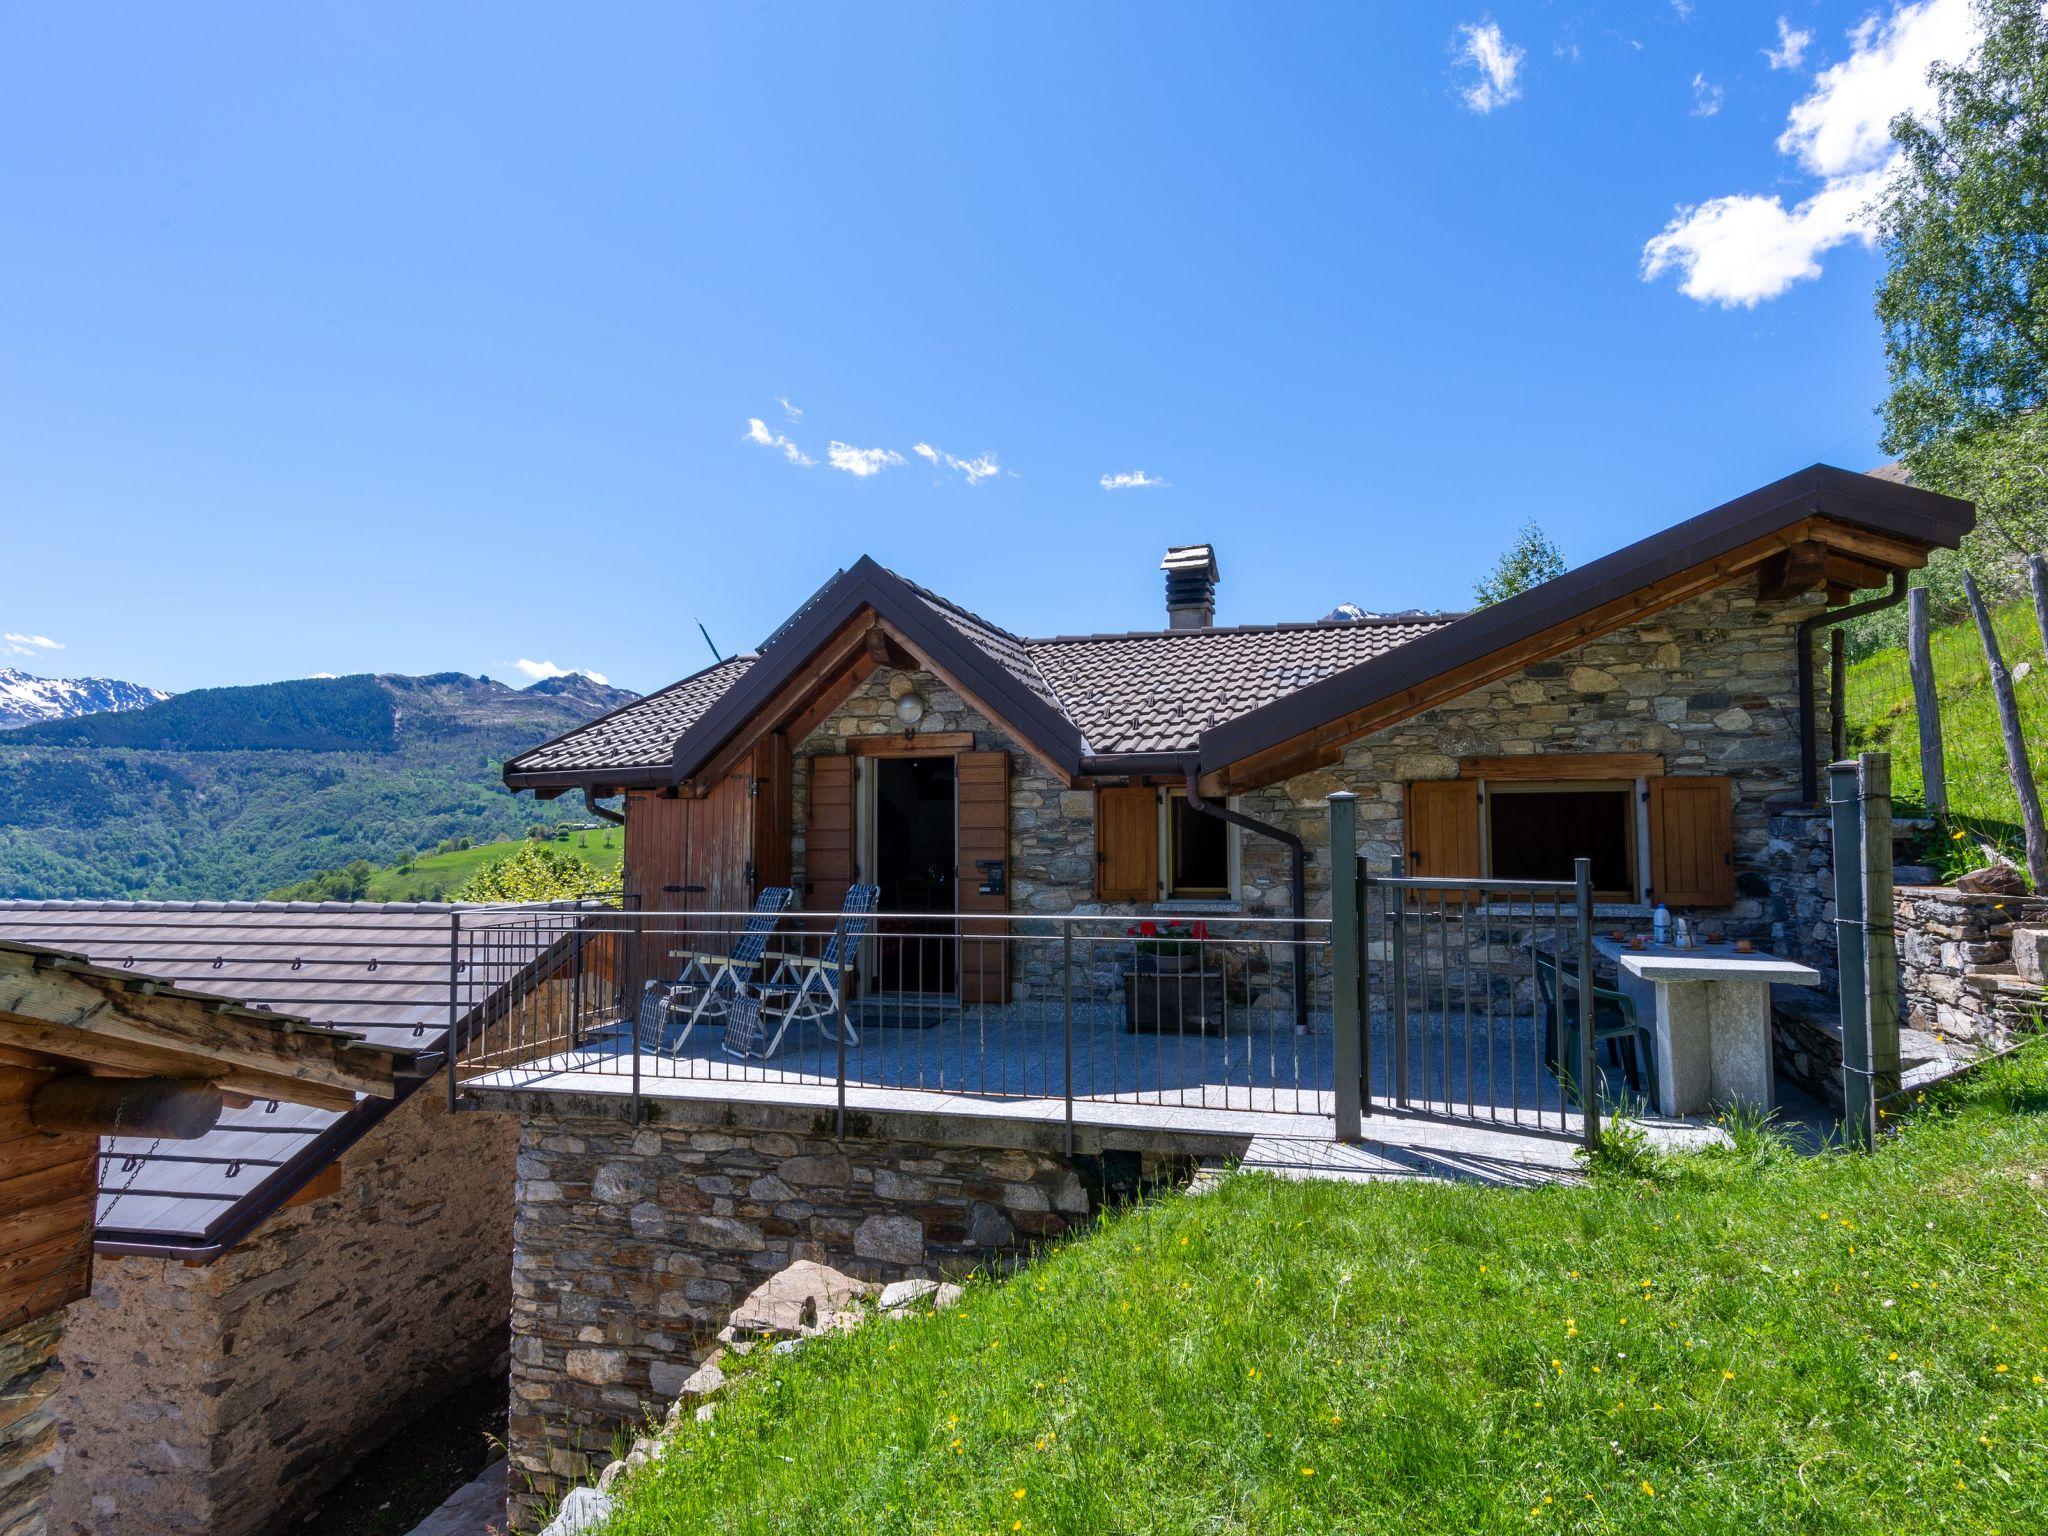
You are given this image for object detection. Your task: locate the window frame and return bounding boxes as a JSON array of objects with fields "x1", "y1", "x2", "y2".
[
  {"x1": 1159, "y1": 788, "x2": 1239, "y2": 901},
  {"x1": 1478, "y1": 776, "x2": 1649, "y2": 904}
]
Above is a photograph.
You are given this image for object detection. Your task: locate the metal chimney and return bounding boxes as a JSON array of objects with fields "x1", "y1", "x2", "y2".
[{"x1": 1161, "y1": 544, "x2": 1219, "y2": 630}]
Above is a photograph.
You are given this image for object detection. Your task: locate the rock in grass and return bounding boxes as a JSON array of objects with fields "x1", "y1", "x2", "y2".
[
  {"x1": 726, "y1": 1259, "x2": 874, "y2": 1340},
  {"x1": 540, "y1": 1486, "x2": 615, "y2": 1535},
  {"x1": 1957, "y1": 863, "x2": 2027, "y2": 896}
]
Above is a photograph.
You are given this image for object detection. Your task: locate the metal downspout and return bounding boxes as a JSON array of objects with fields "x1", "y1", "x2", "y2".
[
  {"x1": 1797, "y1": 573, "x2": 1906, "y2": 804},
  {"x1": 585, "y1": 788, "x2": 627, "y2": 824},
  {"x1": 1184, "y1": 774, "x2": 1311, "y2": 1035}
]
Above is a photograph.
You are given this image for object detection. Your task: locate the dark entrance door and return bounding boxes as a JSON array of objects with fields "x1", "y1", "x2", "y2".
[{"x1": 873, "y1": 755, "x2": 957, "y2": 994}]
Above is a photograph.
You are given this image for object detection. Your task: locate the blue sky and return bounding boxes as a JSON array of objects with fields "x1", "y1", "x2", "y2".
[{"x1": 0, "y1": 2, "x2": 1983, "y2": 695}]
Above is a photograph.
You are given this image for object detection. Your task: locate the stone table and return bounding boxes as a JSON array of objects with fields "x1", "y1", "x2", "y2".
[{"x1": 1593, "y1": 939, "x2": 1820, "y2": 1117}]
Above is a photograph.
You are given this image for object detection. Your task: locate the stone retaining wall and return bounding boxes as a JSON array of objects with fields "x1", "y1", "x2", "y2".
[
  {"x1": 1896, "y1": 887, "x2": 2048, "y2": 1048},
  {"x1": 504, "y1": 1094, "x2": 1098, "y2": 1531}
]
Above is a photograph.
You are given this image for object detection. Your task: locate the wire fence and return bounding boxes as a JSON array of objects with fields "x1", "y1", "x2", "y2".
[{"x1": 1844, "y1": 594, "x2": 2048, "y2": 865}]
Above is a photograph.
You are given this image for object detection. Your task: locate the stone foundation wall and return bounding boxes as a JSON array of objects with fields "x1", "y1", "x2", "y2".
[
  {"x1": 0, "y1": 1314, "x2": 63, "y2": 1536},
  {"x1": 505, "y1": 1094, "x2": 1093, "y2": 1531},
  {"x1": 51, "y1": 1079, "x2": 515, "y2": 1536}
]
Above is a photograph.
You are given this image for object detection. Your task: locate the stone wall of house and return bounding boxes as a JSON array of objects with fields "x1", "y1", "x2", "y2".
[
  {"x1": 50, "y1": 1080, "x2": 515, "y2": 1536},
  {"x1": 0, "y1": 1314, "x2": 64, "y2": 1536},
  {"x1": 505, "y1": 1093, "x2": 1090, "y2": 1531},
  {"x1": 775, "y1": 585, "x2": 1827, "y2": 1016}
]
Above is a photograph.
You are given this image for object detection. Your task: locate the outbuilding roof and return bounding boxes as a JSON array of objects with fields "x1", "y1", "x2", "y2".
[
  {"x1": 502, "y1": 462, "x2": 1974, "y2": 790},
  {"x1": 0, "y1": 902, "x2": 569, "y2": 1257}
]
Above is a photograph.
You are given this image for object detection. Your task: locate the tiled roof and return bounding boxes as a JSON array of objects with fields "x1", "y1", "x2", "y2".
[
  {"x1": 1027, "y1": 619, "x2": 1454, "y2": 753},
  {"x1": 0, "y1": 902, "x2": 563, "y2": 1252},
  {"x1": 502, "y1": 580, "x2": 1455, "y2": 775},
  {"x1": 506, "y1": 657, "x2": 754, "y2": 776},
  {"x1": 892, "y1": 571, "x2": 1066, "y2": 714}
]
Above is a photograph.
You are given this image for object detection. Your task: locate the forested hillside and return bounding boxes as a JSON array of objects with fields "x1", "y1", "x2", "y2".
[{"x1": 0, "y1": 671, "x2": 635, "y2": 900}]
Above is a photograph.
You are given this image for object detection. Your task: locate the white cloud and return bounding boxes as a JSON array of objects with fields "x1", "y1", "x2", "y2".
[
  {"x1": 312, "y1": 671, "x2": 339, "y2": 679},
  {"x1": 1642, "y1": 0, "x2": 1981, "y2": 307},
  {"x1": 514, "y1": 658, "x2": 611, "y2": 685},
  {"x1": 1671, "y1": 0, "x2": 1694, "y2": 21},
  {"x1": 912, "y1": 442, "x2": 1005, "y2": 485},
  {"x1": 1099, "y1": 470, "x2": 1170, "y2": 491},
  {"x1": 1765, "y1": 15, "x2": 1814, "y2": 71},
  {"x1": 776, "y1": 395, "x2": 803, "y2": 423},
  {"x1": 1690, "y1": 71, "x2": 1724, "y2": 117},
  {"x1": 744, "y1": 417, "x2": 815, "y2": 467},
  {"x1": 827, "y1": 441, "x2": 906, "y2": 478},
  {"x1": 1453, "y1": 20, "x2": 1525, "y2": 114},
  {"x1": 4, "y1": 633, "x2": 63, "y2": 650}
]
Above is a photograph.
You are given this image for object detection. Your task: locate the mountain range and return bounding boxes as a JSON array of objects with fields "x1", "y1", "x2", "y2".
[
  {"x1": 0, "y1": 670, "x2": 637, "y2": 900},
  {"x1": 0, "y1": 667, "x2": 171, "y2": 729}
]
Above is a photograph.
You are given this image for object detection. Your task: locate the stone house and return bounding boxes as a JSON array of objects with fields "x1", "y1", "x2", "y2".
[
  {"x1": 483, "y1": 462, "x2": 1977, "y2": 1526},
  {"x1": 505, "y1": 465, "x2": 1974, "y2": 975},
  {"x1": 0, "y1": 904, "x2": 562, "y2": 1536}
]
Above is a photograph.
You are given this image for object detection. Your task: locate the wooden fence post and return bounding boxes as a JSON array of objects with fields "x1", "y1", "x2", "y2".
[
  {"x1": 1829, "y1": 628, "x2": 1847, "y2": 765},
  {"x1": 1963, "y1": 570, "x2": 2048, "y2": 887},
  {"x1": 1858, "y1": 753, "x2": 1902, "y2": 1119},
  {"x1": 1906, "y1": 587, "x2": 1947, "y2": 816},
  {"x1": 1328, "y1": 792, "x2": 1364, "y2": 1142},
  {"x1": 2028, "y1": 554, "x2": 2048, "y2": 666}
]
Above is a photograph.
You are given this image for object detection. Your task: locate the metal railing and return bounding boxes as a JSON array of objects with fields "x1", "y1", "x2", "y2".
[
  {"x1": 1330, "y1": 793, "x2": 1601, "y2": 1149},
  {"x1": 449, "y1": 907, "x2": 1335, "y2": 1137}
]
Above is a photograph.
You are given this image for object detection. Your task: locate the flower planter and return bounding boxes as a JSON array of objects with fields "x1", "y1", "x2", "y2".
[{"x1": 1124, "y1": 967, "x2": 1228, "y2": 1034}]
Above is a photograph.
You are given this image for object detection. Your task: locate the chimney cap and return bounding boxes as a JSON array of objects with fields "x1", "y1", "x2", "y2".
[{"x1": 1160, "y1": 543, "x2": 1219, "y2": 579}]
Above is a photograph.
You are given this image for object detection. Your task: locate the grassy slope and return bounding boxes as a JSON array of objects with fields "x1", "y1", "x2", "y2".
[
  {"x1": 1846, "y1": 595, "x2": 2048, "y2": 847},
  {"x1": 602, "y1": 1052, "x2": 2048, "y2": 1535},
  {"x1": 357, "y1": 833, "x2": 621, "y2": 900}
]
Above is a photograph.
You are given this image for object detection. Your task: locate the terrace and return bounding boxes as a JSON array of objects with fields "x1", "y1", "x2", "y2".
[{"x1": 448, "y1": 897, "x2": 1687, "y2": 1182}]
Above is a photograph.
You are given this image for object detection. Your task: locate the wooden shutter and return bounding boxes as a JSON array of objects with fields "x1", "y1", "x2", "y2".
[
  {"x1": 804, "y1": 754, "x2": 855, "y2": 912},
  {"x1": 1095, "y1": 786, "x2": 1159, "y2": 901},
  {"x1": 1404, "y1": 779, "x2": 1482, "y2": 881},
  {"x1": 1648, "y1": 776, "x2": 1735, "y2": 907},
  {"x1": 956, "y1": 751, "x2": 1010, "y2": 1004}
]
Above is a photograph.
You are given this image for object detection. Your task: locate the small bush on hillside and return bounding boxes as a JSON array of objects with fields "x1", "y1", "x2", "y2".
[{"x1": 456, "y1": 842, "x2": 617, "y2": 904}]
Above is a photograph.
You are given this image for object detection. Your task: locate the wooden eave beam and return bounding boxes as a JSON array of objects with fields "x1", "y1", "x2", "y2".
[
  {"x1": 1196, "y1": 741, "x2": 1342, "y2": 798},
  {"x1": 0, "y1": 1013, "x2": 361, "y2": 1113},
  {"x1": 0, "y1": 951, "x2": 397, "y2": 1101}
]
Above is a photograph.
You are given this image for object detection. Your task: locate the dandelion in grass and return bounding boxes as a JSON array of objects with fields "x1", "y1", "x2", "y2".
[
  {"x1": 1013, "y1": 1489, "x2": 1027, "y2": 1501},
  {"x1": 1996, "y1": 1364, "x2": 2009, "y2": 1374},
  {"x1": 1300, "y1": 1468, "x2": 1315, "y2": 1478},
  {"x1": 1641, "y1": 1481, "x2": 1656, "y2": 1497}
]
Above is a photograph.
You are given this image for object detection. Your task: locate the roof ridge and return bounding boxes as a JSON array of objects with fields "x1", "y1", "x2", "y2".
[{"x1": 1026, "y1": 615, "x2": 1460, "y2": 645}]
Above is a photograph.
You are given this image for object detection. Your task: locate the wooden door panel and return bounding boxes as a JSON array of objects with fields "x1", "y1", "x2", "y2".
[
  {"x1": 1648, "y1": 776, "x2": 1734, "y2": 907},
  {"x1": 955, "y1": 750, "x2": 1010, "y2": 1004}
]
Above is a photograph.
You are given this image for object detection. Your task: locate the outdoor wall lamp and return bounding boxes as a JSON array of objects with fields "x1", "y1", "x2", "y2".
[{"x1": 895, "y1": 693, "x2": 926, "y2": 728}]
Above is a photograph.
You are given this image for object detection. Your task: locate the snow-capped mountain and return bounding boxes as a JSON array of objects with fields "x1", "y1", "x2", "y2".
[{"x1": 0, "y1": 668, "x2": 171, "y2": 729}]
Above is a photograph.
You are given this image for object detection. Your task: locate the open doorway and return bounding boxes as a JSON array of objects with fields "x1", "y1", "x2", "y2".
[{"x1": 870, "y1": 755, "x2": 957, "y2": 995}]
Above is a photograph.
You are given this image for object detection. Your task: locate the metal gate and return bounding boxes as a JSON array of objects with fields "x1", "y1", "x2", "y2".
[{"x1": 1329, "y1": 794, "x2": 1601, "y2": 1149}]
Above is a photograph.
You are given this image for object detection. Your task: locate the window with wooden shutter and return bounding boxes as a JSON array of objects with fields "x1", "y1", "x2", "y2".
[
  {"x1": 1647, "y1": 776, "x2": 1734, "y2": 907},
  {"x1": 1404, "y1": 779, "x2": 1482, "y2": 881},
  {"x1": 1095, "y1": 786, "x2": 1158, "y2": 901}
]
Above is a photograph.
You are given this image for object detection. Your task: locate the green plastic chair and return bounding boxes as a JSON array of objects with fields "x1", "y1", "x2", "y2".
[{"x1": 1533, "y1": 951, "x2": 1656, "y2": 1100}]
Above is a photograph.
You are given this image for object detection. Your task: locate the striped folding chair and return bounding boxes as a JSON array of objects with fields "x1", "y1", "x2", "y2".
[
  {"x1": 658, "y1": 886, "x2": 793, "y2": 1052},
  {"x1": 726, "y1": 884, "x2": 880, "y2": 1060}
]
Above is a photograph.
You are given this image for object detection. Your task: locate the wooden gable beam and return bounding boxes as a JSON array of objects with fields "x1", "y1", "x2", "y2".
[
  {"x1": 1199, "y1": 523, "x2": 1816, "y2": 795},
  {"x1": 1757, "y1": 540, "x2": 1831, "y2": 599},
  {"x1": 0, "y1": 1013, "x2": 362, "y2": 1114},
  {"x1": 0, "y1": 951, "x2": 399, "y2": 1102},
  {"x1": 871, "y1": 617, "x2": 1078, "y2": 787},
  {"x1": 686, "y1": 615, "x2": 884, "y2": 793}
]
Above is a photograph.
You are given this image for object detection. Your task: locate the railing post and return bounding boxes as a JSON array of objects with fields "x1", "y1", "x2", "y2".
[
  {"x1": 1328, "y1": 793, "x2": 1363, "y2": 1141},
  {"x1": 1830, "y1": 759, "x2": 1872, "y2": 1150},
  {"x1": 446, "y1": 910, "x2": 460, "y2": 1114},
  {"x1": 1575, "y1": 857, "x2": 1599, "y2": 1152},
  {"x1": 1390, "y1": 863, "x2": 1410, "y2": 1109},
  {"x1": 1062, "y1": 924, "x2": 1075, "y2": 1155},
  {"x1": 835, "y1": 951, "x2": 848, "y2": 1141}
]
